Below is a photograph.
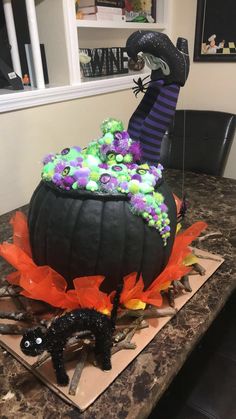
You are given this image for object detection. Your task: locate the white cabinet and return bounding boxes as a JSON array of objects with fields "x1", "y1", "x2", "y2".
[
  {"x1": 0, "y1": 0, "x2": 169, "y2": 112},
  {"x1": 64, "y1": 0, "x2": 169, "y2": 85}
]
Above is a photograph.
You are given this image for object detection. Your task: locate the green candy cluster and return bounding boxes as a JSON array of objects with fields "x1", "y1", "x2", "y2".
[{"x1": 41, "y1": 118, "x2": 171, "y2": 244}]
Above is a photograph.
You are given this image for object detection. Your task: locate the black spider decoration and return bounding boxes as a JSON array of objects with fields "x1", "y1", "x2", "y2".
[
  {"x1": 132, "y1": 75, "x2": 150, "y2": 97},
  {"x1": 20, "y1": 285, "x2": 122, "y2": 386}
]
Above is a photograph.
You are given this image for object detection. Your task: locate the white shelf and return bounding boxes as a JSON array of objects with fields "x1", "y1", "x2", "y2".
[
  {"x1": 81, "y1": 70, "x2": 149, "y2": 83},
  {"x1": 0, "y1": 72, "x2": 148, "y2": 113},
  {"x1": 76, "y1": 20, "x2": 166, "y2": 30},
  {"x1": 0, "y1": 0, "x2": 170, "y2": 112}
]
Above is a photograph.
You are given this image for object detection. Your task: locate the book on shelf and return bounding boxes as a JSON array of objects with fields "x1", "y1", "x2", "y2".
[
  {"x1": 95, "y1": 0, "x2": 125, "y2": 8},
  {"x1": 75, "y1": 0, "x2": 96, "y2": 9},
  {"x1": 123, "y1": 0, "x2": 156, "y2": 23},
  {"x1": 77, "y1": 5, "x2": 96, "y2": 13},
  {"x1": 96, "y1": 5, "x2": 123, "y2": 14},
  {"x1": 95, "y1": 3, "x2": 125, "y2": 21},
  {"x1": 81, "y1": 13, "x2": 97, "y2": 20},
  {"x1": 75, "y1": 0, "x2": 96, "y2": 19},
  {"x1": 96, "y1": 13, "x2": 125, "y2": 21}
]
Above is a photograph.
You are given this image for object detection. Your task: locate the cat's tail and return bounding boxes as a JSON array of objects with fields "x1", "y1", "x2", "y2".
[{"x1": 110, "y1": 283, "x2": 123, "y2": 332}]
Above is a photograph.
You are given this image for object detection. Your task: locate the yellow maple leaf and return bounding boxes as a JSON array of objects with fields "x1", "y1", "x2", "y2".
[
  {"x1": 183, "y1": 253, "x2": 199, "y2": 266},
  {"x1": 124, "y1": 299, "x2": 146, "y2": 310}
]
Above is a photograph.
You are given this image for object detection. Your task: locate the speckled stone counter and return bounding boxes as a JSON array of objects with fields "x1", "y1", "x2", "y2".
[{"x1": 0, "y1": 170, "x2": 236, "y2": 419}]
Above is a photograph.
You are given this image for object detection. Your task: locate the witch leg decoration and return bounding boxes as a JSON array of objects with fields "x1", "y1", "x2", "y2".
[{"x1": 126, "y1": 31, "x2": 190, "y2": 165}]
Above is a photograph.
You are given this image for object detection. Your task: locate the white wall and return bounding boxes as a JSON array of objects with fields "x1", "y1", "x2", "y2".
[
  {"x1": 170, "y1": 0, "x2": 236, "y2": 178},
  {"x1": 0, "y1": 90, "x2": 139, "y2": 215}
]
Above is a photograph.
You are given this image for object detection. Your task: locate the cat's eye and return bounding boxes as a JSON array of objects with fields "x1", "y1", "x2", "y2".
[
  {"x1": 36, "y1": 337, "x2": 42, "y2": 344},
  {"x1": 24, "y1": 340, "x2": 30, "y2": 348}
]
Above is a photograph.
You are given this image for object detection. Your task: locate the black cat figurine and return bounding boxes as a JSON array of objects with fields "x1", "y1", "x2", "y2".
[{"x1": 20, "y1": 285, "x2": 122, "y2": 386}]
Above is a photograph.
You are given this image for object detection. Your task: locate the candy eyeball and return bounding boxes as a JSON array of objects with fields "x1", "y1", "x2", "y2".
[
  {"x1": 24, "y1": 340, "x2": 30, "y2": 348},
  {"x1": 36, "y1": 337, "x2": 42, "y2": 345},
  {"x1": 40, "y1": 118, "x2": 169, "y2": 244}
]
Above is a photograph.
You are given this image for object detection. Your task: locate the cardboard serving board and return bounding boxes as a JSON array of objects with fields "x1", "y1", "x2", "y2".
[{"x1": 0, "y1": 248, "x2": 224, "y2": 412}]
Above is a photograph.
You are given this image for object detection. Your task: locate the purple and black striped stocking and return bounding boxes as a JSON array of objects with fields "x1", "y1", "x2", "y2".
[{"x1": 128, "y1": 80, "x2": 180, "y2": 165}]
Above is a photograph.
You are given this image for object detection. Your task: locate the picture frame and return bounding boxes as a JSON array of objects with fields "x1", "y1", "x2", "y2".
[{"x1": 193, "y1": 0, "x2": 236, "y2": 62}]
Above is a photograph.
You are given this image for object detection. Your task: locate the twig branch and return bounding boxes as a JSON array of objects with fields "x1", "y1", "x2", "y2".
[
  {"x1": 32, "y1": 352, "x2": 51, "y2": 369},
  {"x1": 197, "y1": 231, "x2": 222, "y2": 242},
  {"x1": 0, "y1": 324, "x2": 27, "y2": 334},
  {"x1": 172, "y1": 280, "x2": 185, "y2": 293},
  {"x1": 192, "y1": 249, "x2": 222, "y2": 262},
  {"x1": 118, "y1": 306, "x2": 176, "y2": 320},
  {"x1": 0, "y1": 311, "x2": 35, "y2": 322},
  {"x1": 112, "y1": 320, "x2": 141, "y2": 355},
  {"x1": 192, "y1": 263, "x2": 206, "y2": 276},
  {"x1": 32, "y1": 332, "x2": 92, "y2": 369},
  {"x1": 180, "y1": 275, "x2": 192, "y2": 292},
  {"x1": 167, "y1": 288, "x2": 175, "y2": 307},
  {"x1": 6, "y1": 286, "x2": 26, "y2": 311},
  {"x1": 114, "y1": 319, "x2": 148, "y2": 343},
  {"x1": 69, "y1": 348, "x2": 88, "y2": 395},
  {"x1": 112, "y1": 341, "x2": 136, "y2": 355},
  {"x1": 0, "y1": 285, "x2": 10, "y2": 297}
]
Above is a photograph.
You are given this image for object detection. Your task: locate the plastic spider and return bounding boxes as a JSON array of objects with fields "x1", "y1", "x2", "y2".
[{"x1": 132, "y1": 75, "x2": 150, "y2": 97}]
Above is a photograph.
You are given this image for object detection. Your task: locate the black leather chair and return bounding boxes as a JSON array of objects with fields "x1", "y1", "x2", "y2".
[{"x1": 160, "y1": 110, "x2": 236, "y2": 176}]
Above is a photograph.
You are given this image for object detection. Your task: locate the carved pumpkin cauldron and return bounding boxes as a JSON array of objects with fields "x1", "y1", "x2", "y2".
[
  {"x1": 28, "y1": 178, "x2": 176, "y2": 293},
  {"x1": 28, "y1": 30, "x2": 191, "y2": 295}
]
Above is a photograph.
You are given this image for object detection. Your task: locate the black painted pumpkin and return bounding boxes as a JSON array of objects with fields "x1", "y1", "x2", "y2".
[{"x1": 28, "y1": 179, "x2": 177, "y2": 293}]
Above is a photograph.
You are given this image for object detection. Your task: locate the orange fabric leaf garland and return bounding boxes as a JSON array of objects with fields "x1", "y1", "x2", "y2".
[
  {"x1": 0, "y1": 211, "x2": 207, "y2": 311},
  {"x1": 10, "y1": 211, "x2": 32, "y2": 257}
]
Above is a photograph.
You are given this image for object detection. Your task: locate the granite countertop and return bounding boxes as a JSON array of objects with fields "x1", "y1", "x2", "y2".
[{"x1": 0, "y1": 170, "x2": 236, "y2": 419}]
